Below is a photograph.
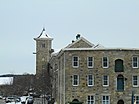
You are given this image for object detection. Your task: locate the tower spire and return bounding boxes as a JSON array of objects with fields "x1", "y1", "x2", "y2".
[{"x1": 37, "y1": 27, "x2": 49, "y2": 38}]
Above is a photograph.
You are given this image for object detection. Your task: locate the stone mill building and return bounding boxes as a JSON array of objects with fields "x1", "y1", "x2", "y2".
[{"x1": 34, "y1": 29, "x2": 139, "y2": 104}]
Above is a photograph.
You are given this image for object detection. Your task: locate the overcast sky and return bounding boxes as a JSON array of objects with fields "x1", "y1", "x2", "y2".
[{"x1": 0, "y1": 0, "x2": 139, "y2": 75}]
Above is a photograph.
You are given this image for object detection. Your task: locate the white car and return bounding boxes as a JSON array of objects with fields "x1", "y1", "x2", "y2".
[
  {"x1": 20, "y1": 96, "x2": 29, "y2": 104},
  {"x1": 6, "y1": 102, "x2": 21, "y2": 104},
  {"x1": 6, "y1": 97, "x2": 21, "y2": 104}
]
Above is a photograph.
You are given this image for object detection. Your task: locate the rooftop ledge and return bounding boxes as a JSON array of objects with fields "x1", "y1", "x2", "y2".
[{"x1": 62, "y1": 48, "x2": 139, "y2": 51}]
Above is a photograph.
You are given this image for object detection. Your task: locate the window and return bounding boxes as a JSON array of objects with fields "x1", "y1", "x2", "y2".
[
  {"x1": 132, "y1": 56, "x2": 138, "y2": 68},
  {"x1": 42, "y1": 43, "x2": 45, "y2": 48},
  {"x1": 87, "y1": 75, "x2": 94, "y2": 86},
  {"x1": 132, "y1": 76, "x2": 139, "y2": 87},
  {"x1": 72, "y1": 75, "x2": 79, "y2": 86},
  {"x1": 102, "y1": 57, "x2": 109, "y2": 68},
  {"x1": 102, "y1": 96, "x2": 110, "y2": 104},
  {"x1": 103, "y1": 75, "x2": 109, "y2": 86},
  {"x1": 87, "y1": 57, "x2": 94, "y2": 68},
  {"x1": 72, "y1": 56, "x2": 79, "y2": 68},
  {"x1": 134, "y1": 96, "x2": 139, "y2": 104},
  {"x1": 115, "y1": 59, "x2": 124, "y2": 72},
  {"x1": 87, "y1": 95, "x2": 95, "y2": 104}
]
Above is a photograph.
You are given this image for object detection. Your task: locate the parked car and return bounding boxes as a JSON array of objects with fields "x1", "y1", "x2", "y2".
[
  {"x1": 5, "y1": 96, "x2": 21, "y2": 104},
  {"x1": 6, "y1": 100, "x2": 21, "y2": 104},
  {"x1": 5, "y1": 97, "x2": 15, "y2": 103}
]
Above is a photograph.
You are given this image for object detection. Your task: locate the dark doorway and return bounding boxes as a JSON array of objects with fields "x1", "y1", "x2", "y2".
[
  {"x1": 117, "y1": 75, "x2": 124, "y2": 91},
  {"x1": 117, "y1": 99, "x2": 124, "y2": 104}
]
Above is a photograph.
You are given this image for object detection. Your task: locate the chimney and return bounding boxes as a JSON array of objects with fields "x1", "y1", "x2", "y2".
[
  {"x1": 72, "y1": 40, "x2": 75, "y2": 43},
  {"x1": 76, "y1": 34, "x2": 81, "y2": 40}
]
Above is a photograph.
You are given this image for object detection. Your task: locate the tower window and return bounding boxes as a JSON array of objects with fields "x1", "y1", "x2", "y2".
[{"x1": 42, "y1": 43, "x2": 45, "y2": 48}]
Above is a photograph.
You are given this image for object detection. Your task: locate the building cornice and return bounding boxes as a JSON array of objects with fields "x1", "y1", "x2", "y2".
[{"x1": 62, "y1": 48, "x2": 139, "y2": 51}]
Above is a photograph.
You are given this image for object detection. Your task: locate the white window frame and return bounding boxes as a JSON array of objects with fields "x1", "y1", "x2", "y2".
[
  {"x1": 87, "y1": 74, "x2": 94, "y2": 86},
  {"x1": 102, "y1": 95, "x2": 110, "y2": 104},
  {"x1": 132, "y1": 75, "x2": 139, "y2": 87},
  {"x1": 72, "y1": 75, "x2": 79, "y2": 86},
  {"x1": 134, "y1": 96, "x2": 139, "y2": 104},
  {"x1": 132, "y1": 56, "x2": 138, "y2": 68},
  {"x1": 102, "y1": 75, "x2": 109, "y2": 87},
  {"x1": 72, "y1": 56, "x2": 79, "y2": 68},
  {"x1": 87, "y1": 56, "x2": 94, "y2": 68},
  {"x1": 87, "y1": 95, "x2": 95, "y2": 104},
  {"x1": 102, "y1": 57, "x2": 109, "y2": 68}
]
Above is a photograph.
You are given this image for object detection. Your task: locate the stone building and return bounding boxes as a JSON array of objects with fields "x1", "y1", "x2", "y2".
[{"x1": 34, "y1": 30, "x2": 139, "y2": 104}]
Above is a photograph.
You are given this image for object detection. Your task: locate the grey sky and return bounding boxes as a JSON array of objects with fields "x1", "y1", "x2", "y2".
[{"x1": 0, "y1": 0, "x2": 139, "y2": 75}]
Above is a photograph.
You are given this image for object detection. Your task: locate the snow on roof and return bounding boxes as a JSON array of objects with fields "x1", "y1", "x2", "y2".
[
  {"x1": 0, "y1": 77, "x2": 13, "y2": 85},
  {"x1": 51, "y1": 49, "x2": 61, "y2": 56},
  {"x1": 37, "y1": 28, "x2": 52, "y2": 39},
  {"x1": 94, "y1": 44, "x2": 105, "y2": 49},
  {"x1": 66, "y1": 37, "x2": 95, "y2": 48}
]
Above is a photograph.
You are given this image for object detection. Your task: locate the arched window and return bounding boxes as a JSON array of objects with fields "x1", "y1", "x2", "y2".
[
  {"x1": 117, "y1": 75, "x2": 124, "y2": 91},
  {"x1": 69, "y1": 99, "x2": 83, "y2": 104},
  {"x1": 115, "y1": 59, "x2": 124, "y2": 72}
]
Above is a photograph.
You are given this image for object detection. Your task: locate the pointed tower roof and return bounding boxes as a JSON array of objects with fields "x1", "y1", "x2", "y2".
[
  {"x1": 37, "y1": 28, "x2": 51, "y2": 38},
  {"x1": 34, "y1": 28, "x2": 53, "y2": 40}
]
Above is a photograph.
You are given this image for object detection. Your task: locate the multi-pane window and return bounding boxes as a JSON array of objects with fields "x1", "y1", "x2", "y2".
[
  {"x1": 72, "y1": 75, "x2": 79, "y2": 86},
  {"x1": 102, "y1": 57, "x2": 109, "y2": 68},
  {"x1": 87, "y1": 57, "x2": 94, "y2": 68},
  {"x1": 103, "y1": 75, "x2": 109, "y2": 86},
  {"x1": 132, "y1": 76, "x2": 138, "y2": 87},
  {"x1": 102, "y1": 96, "x2": 110, "y2": 104},
  {"x1": 87, "y1": 95, "x2": 95, "y2": 104},
  {"x1": 134, "y1": 96, "x2": 139, "y2": 104},
  {"x1": 132, "y1": 56, "x2": 138, "y2": 68},
  {"x1": 72, "y1": 56, "x2": 79, "y2": 68},
  {"x1": 87, "y1": 75, "x2": 94, "y2": 86}
]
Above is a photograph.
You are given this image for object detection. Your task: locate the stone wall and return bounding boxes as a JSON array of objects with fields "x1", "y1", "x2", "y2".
[{"x1": 60, "y1": 50, "x2": 139, "y2": 104}]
